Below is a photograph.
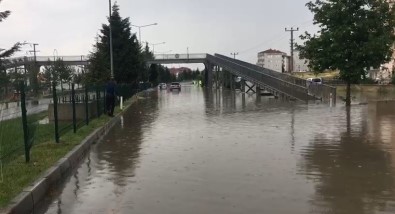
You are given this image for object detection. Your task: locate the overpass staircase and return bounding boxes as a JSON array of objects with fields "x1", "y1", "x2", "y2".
[{"x1": 207, "y1": 54, "x2": 322, "y2": 101}]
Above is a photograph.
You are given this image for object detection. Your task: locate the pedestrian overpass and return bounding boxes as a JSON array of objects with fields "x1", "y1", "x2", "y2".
[
  {"x1": 3, "y1": 56, "x2": 88, "y2": 68},
  {"x1": 148, "y1": 53, "x2": 336, "y2": 103},
  {"x1": 4, "y1": 53, "x2": 336, "y2": 103}
]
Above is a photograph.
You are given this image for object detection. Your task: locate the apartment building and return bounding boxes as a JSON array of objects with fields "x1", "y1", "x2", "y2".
[{"x1": 256, "y1": 49, "x2": 288, "y2": 73}]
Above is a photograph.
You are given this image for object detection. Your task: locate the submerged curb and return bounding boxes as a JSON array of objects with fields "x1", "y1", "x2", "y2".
[{"x1": 2, "y1": 92, "x2": 144, "y2": 214}]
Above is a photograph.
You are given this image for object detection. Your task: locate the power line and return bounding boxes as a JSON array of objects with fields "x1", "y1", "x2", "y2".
[{"x1": 239, "y1": 32, "x2": 287, "y2": 54}]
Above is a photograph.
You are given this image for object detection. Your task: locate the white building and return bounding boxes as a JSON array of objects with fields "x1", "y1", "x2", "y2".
[
  {"x1": 257, "y1": 49, "x2": 288, "y2": 73},
  {"x1": 293, "y1": 50, "x2": 310, "y2": 72}
]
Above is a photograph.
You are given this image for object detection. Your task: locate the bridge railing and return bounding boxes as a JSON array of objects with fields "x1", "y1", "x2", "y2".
[
  {"x1": 153, "y1": 53, "x2": 207, "y2": 60},
  {"x1": 215, "y1": 54, "x2": 308, "y2": 87},
  {"x1": 35, "y1": 56, "x2": 89, "y2": 62},
  {"x1": 207, "y1": 54, "x2": 311, "y2": 101},
  {"x1": 4, "y1": 55, "x2": 89, "y2": 63}
]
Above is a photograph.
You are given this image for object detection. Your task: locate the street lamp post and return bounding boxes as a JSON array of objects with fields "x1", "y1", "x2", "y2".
[
  {"x1": 131, "y1": 23, "x2": 158, "y2": 45},
  {"x1": 53, "y1": 49, "x2": 58, "y2": 62},
  {"x1": 109, "y1": 0, "x2": 114, "y2": 78},
  {"x1": 149, "y1": 42, "x2": 165, "y2": 54}
]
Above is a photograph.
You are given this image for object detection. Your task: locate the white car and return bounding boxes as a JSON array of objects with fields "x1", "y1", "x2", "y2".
[
  {"x1": 170, "y1": 82, "x2": 181, "y2": 91},
  {"x1": 306, "y1": 77, "x2": 323, "y2": 87},
  {"x1": 158, "y1": 83, "x2": 167, "y2": 90}
]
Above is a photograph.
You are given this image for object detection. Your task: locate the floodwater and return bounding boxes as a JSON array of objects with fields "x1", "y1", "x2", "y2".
[
  {"x1": 0, "y1": 98, "x2": 51, "y2": 121},
  {"x1": 39, "y1": 84, "x2": 395, "y2": 214}
]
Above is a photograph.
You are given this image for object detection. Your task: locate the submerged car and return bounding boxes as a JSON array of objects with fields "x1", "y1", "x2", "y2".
[
  {"x1": 170, "y1": 82, "x2": 181, "y2": 91},
  {"x1": 158, "y1": 83, "x2": 167, "y2": 90}
]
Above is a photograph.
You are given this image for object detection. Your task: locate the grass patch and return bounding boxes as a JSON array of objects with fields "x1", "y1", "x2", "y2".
[
  {"x1": 0, "y1": 112, "x2": 53, "y2": 163},
  {"x1": 0, "y1": 97, "x2": 136, "y2": 208},
  {"x1": 292, "y1": 70, "x2": 339, "y2": 79},
  {"x1": 336, "y1": 85, "x2": 395, "y2": 102}
]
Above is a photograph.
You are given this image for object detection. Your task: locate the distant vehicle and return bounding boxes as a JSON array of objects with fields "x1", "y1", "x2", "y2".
[
  {"x1": 306, "y1": 77, "x2": 323, "y2": 86},
  {"x1": 158, "y1": 83, "x2": 167, "y2": 90},
  {"x1": 170, "y1": 82, "x2": 181, "y2": 91}
]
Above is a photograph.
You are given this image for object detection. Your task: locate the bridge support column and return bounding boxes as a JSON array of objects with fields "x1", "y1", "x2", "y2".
[
  {"x1": 242, "y1": 93, "x2": 246, "y2": 109},
  {"x1": 230, "y1": 74, "x2": 235, "y2": 91},
  {"x1": 204, "y1": 62, "x2": 214, "y2": 88},
  {"x1": 256, "y1": 86, "x2": 262, "y2": 103},
  {"x1": 241, "y1": 80, "x2": 246, "y2": 93},
  {"x1": 221, "y1": 69, "x2": 225, "y2": 89},
  {"x1": 256, "y1": 86, "x2": 261, "y2": 98},
  {"x1": 215, "y1": 66, "x2": 220, "y2": 89}
]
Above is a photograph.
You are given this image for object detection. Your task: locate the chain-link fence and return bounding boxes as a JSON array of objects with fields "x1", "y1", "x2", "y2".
[{"x1": 0, "y1": 80, "x2": 143, "y2": 176}]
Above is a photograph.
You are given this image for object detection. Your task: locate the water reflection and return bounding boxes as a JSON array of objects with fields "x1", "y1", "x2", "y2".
[
  {"x1": 96, "y1": 97, "x2": 159, "y2": 188},
  {"x1": 300, "y1": 106, "x2": 395, "y2": 214}
]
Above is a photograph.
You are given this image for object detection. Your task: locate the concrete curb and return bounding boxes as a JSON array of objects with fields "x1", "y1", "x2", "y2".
[{"x1": 2, "y1": 92, "x2": 144, "y2": 214}]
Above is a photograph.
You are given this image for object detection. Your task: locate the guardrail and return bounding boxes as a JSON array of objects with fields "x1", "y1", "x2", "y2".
[{"x1": 207, "y1": 54, "x2": 311, "y2": 101}]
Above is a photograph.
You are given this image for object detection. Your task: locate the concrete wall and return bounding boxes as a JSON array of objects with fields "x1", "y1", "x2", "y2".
[{"x1": 48, "y1": 101, "x2": 98, "y2": 121}]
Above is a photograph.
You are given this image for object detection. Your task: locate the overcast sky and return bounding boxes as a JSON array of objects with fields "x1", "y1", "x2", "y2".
[{"x1": 0, "y1": 0, "x2": 317, "y2": 65}]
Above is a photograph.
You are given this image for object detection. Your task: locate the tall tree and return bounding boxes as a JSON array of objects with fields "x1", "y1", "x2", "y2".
[
  {"x1": 297, "y1": 0, "x2": 395, "y2": 106},
  {"x1": 0, "y1": 0, "x2": 20, "y2": 60},
  {"x1": 87, "y1": 3, "x2": 143, "y2": 84},
  {"x1": 0, "y1": 0, "x2": 21, "y2": 98},
  {"x1": 149, "y1": 64, "x2": 158, "y2": 85}
]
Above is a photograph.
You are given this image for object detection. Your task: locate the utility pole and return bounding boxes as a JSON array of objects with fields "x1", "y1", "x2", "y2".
[
  {"x1": 27, "y1": 43, "x2": 39, "y2": 95},
  {"x1": 285, "y1": 27, "x2": 299, "y2": 73},
  {"x1": 231, "y1": 52, "x2": 239, "y2": 59},
  {"x1": 29, "y1": 43, "x2": 39, "y2": 62},
  {"x1": 109, "y1": 0, "x2": 114, "y2": 79}
]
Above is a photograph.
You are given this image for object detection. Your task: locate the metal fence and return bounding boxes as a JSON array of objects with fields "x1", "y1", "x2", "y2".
[{"x1": 0, "y1": 81, "x2": 142, "y2": 169}]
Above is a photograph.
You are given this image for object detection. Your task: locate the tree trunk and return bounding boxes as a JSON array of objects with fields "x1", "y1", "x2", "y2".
[{"x1": 346, "y1": 81, "x2": 351, "y2": 106}]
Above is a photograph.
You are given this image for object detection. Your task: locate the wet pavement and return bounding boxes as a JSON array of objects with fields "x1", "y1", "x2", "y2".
[{"x1": 39, "y1": 85, "x2": 395, "y2": 214}]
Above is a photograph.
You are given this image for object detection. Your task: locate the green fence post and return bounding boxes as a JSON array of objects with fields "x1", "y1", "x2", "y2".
[
  {"x1": 103, "y1": 87, "x2": 106, "y2": 115},
  {"x1": 96, "y1": 86, "x2": 100, "y2": 118},
  {"x1": 71, "y1": 83, "x2": 77, "y2": 133},
  {"x1": 20, "y1": 81, "x2": 30, "y2": 162},
  {"x1": 52, "y1": 81, "x2": 60, "y2": 143},
  {"x1": 85, "y1": 85, "x2": 89, "y2": 125}
]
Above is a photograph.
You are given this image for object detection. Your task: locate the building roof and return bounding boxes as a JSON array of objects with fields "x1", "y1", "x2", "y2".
[
  {"x1": 259, "y1": 49, "x2": 286, "y2": 55},
  {"x1": 169, "y1": 67, "x2": 192, "y2": 75}
]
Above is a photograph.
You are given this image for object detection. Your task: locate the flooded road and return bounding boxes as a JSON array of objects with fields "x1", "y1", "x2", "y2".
[{"x1": 39, "y1": 85, "x2": 395, "y2": 214}]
